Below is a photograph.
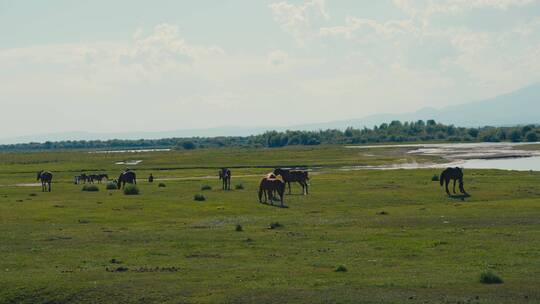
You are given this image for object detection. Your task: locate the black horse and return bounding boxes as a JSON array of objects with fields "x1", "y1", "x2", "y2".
[
  {"x1": 440, "y1": 167, "x2": 468, "y2": 196},
  {"x1": 117, "y1": 170, "x2": 137, "y2": 189},
  {"x1": 273, "y1": 168, "x2": 309, "y2": 195},
  {"x1": 219, "y1": 168, "x2": 231, "y2": 190},
  {"x1": 37, "y1": 170, "x2": 53, "y2": 192},
  {"x1": 258, "y1": 176, "x2": 285, "y2": 207}
]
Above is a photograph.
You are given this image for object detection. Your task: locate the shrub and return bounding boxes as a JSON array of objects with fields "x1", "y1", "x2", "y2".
[
  {"x1": 335, "y1": 265, "x2": 348, "y2": 272},
  {"x1": 194, "y1": 194, "x2": 206, "y2": 201},
  {"x1": 82, "y1": 185, "x2": 99, "y2": 192},
  {"x1": 235, "y1": 183, "x2": 244, "y2": 190},
  {"x1": 123, "y1": 184, "x2": 139, "y2": 195},
  {"x1": 29, "y1": 193, "x2": 37, "y2": 197},
  {"x1": 235, "y1": 224, "x2": 243, "y2": 232},
  {"x1": 480, "y1": 270, "x2": 503, "y2": 284},
  {"x1": 269, "y1": 222, "x2": 283, "y2": 229},
  {"x1": 431, "y1": 174, "x2": 439, "y2": 182},
  {"x1": 201, "y1": 185, "x2": 212, "y2": 191},
  {"x1": 106, "y1": 182, "x2": 117, "y2": 190},
  {"x1": 158, "y1": 183, "x2": 166, "y2": 187}
]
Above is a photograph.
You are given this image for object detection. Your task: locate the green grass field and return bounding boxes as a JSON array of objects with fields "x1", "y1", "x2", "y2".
[{"x1": 1, "y1": 146, "x2": 539, "y2": 303}]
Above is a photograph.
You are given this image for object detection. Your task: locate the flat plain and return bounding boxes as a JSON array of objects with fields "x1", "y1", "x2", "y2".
[{"x1": 1, "y1": 146, "x2": 539, "y2": 303}]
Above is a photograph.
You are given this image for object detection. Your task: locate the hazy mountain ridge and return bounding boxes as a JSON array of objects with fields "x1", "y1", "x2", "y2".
[{"x1": 1, "y1": 83, "x2": 538, "y2": 145}]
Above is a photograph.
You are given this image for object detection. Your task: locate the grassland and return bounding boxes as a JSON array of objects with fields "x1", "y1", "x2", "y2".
[{"x1": 0, "y1": 146, "x2": 539, "y2": 303}]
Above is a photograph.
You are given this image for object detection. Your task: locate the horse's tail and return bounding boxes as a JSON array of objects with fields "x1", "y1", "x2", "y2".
[{"x1": 439, "y1": 172, "x2": 444, "y2": 187}]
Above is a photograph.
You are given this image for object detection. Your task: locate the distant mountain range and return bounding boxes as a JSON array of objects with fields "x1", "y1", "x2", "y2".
[{"x1": 1, "y1": 83, "x2": 539, "y2": 145}]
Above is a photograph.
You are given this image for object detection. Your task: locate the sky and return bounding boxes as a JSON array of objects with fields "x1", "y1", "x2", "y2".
[{"x1": 1, "y1": 0, "x2": 540, "y2": 138}]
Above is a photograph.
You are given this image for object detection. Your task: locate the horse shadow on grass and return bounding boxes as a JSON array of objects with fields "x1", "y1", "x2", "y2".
[
  {"x1": 448, "y1": 193, "x2": 471, "y2": 201},
  {"x1": 260, "y1": 201, "x2": 289, "y2": 209}
]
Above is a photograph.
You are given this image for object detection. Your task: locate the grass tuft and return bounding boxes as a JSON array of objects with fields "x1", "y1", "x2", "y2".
[
  {"x1": 269, "y1": 222, "x2": 283, "y2": 229},
  {"x1": 235, "y1": 183, "x2": 245, "y2": 190},
  {"x1": 235, "y1": 224, "x2": 243, "y2": 232},
  {"x1": 123, "y1": 184, "x2": 139, "y2": 195},
  {"x1": 431, "y1": 174, "x2": 440, "y2": 181},
  {"x1": 158, "y1": 183, "x2": 166, "y2": 188},
  {"x1": 106, "y1": 182, "x2": 117, "y2": 190},
  {"x1": 201, "y1": 185, "x2": 212, "y2": 191},
  {"x1": 194, "y1": 194, "x2": 206, "y2": 201},
  {"x1": 480, "y1": 270, "x2": 503, "y2": 284},
  {"x1": 335, "y1": 265, "x2": 348, "y2": 272},
  {"x1": 82, "y1": 185, "x2": 99, "y2": 192}
]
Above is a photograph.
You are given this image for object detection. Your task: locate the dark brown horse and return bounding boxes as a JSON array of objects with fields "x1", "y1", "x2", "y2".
[
  {"x1": 440, "y1": 167, "x2": 467, "y2": 196},
  {"x1": 273, "y1": 168, "x2": 309, "y2": 195},
  {"x1": 117, "y1": 170, "x2": 137, "y2": 189},
  {"x1": 92, "y1": 173, "x2": 108, "y2": 184},
  {"x1": 219, "y1": 168, "x2": 231, "y2": 190},
  {"x1": 37, "y1": 170, "x2": 53, "y2": 192},
  {"x1": 258, "y1": 176, "x2": 285, "y2": 207}
]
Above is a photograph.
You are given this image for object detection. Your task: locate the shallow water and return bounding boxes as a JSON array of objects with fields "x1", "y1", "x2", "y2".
[{"x1": 345, "y1": 142, "x2": 540, "y2": 171}]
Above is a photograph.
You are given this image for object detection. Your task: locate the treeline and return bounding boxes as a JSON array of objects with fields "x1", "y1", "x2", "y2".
[{"x1": 1, "y1": 120, "x2": 539, "y2": 151}]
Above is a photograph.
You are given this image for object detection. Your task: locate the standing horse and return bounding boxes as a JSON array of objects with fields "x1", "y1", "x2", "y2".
[
  {"x1": 440, "y1": 167, "x2": 468, "y2": 196},
  {"x1": 219, "y1": 168, "x2": 231, "y2": 190},
  {"x1": 258, "y1": 176, "x2": 285, "y2": 207},
  {"x1": 94, "y1": 174, "x2": 108, "y2": 184},
  {"x1": 117, "y1": 170, "x2": 137, "y2": 189},
  {"x1": 273, "y1": 168, "x2": 309, "y2": 195},
  {"x1": 79, "y1": 173, "x2": 88, "y2": 184},
  {"x1": 37, "y1": 170, "x2": 53, "y2": 192}
]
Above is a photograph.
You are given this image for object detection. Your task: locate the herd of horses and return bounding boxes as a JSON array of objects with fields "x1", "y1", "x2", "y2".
[
  {"x1": 74, "y1": 173, "x2": 109, "y2": 184},
  {"x1": 36, "y1": 167, "x2": 468, "y2": 205}
]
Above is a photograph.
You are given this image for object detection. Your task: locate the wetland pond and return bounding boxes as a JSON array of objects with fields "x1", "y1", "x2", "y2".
[{"x1": 345, "y1": 142, "x2": 540, "y2": 171}]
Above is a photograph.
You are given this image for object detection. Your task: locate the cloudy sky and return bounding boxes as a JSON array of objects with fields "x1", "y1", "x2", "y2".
[{"x1": 1, "y1": 0, "x2": 539, "y2": 137}]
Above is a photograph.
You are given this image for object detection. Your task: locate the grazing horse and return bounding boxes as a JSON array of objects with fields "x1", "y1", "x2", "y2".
[
  {"x1": 258, "y1": 176, "x2": 285, "y2": 207},
  {"x1": 440, "y1": 167, "x2": 468, "y2": 196},
  {"x1": 37, "y1": 171, "x2": 53, "y2": 192},
  {"x1": 117, "y1": 170, "x2": 137, "y2": 189},
  {"x1": 273, "y1": 168, "x2": 309, "y2": 195},
  {"x1": 219, "y1": 168, "x2": 231, "y2": 190}
]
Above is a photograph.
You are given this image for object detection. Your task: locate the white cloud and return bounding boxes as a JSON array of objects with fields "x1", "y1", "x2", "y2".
[{"x1": 269, "y1": 0, "x2": 329, "y2": 44}]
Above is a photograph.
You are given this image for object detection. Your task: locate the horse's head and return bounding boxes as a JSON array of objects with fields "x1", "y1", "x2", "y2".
[{"x1": 36, "y1": 171, "x2": 43, "y2": 181}]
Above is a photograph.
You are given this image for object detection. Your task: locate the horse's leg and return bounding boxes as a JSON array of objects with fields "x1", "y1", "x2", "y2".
[
  {"x1": 453, "y1": 179, "x2": 457, "y2": 194},
  {"x1": 445, "y1": 179, "x2": 450, "y2": 195},
  {"x1": 48, "y1": 181, "x2": 51, "y2": 192},
  {"x1": 288, "y1": 181, "x2": 291, "y2": 194}
]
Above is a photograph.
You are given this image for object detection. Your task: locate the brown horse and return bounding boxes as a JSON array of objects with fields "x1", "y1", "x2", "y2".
[
  {"x1": 440, "y1": 167, "x2": 467, "y2": 196},
  {"x1": 37, "y1": 170, "x2": 53, "y2": 192},
  {"x1": 219, "y1": 168, "x2": 231, "y2": 190},
  {"x1": 117, "y1": 170, "x2": 137, "y2": 189},
  {"x1": 273, "y1": 168, "x2": 309, "y2": 195},
  {"x1": 258, "y1": 176, "x2": 285, "y2": 207}
]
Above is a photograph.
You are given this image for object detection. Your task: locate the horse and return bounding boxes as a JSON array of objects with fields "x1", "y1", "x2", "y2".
[
  {"x1": 79, "y1": 173, "x2": 89, "y2": 184},
  {"x1": 258, "y1": 176, "x2": 285, "y2": 207},
  {"x1": 37, "y1": 170, "x2": 53, "y2": 192},
  {"x1": 88, "y1": 174, "x2": 99, "y2": 184},
  {"x1": 117, "y1": 170, "x2": 137, "y2": 189},
  {"x1": 148, "y1": 174, "x2": 154, "y2": 183},
  {"x1": 94, "y1": 174, "x2": 108, "y2": 184},
  {"x1": 273, "y1": 168, "x2": 309, "y2": 195},
  {"x1": 440, "y1": 167, "x2": 468, "y2": 196},
  {"x1": 219, "y1": 168, "x2": 231, "y2": 190}
]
